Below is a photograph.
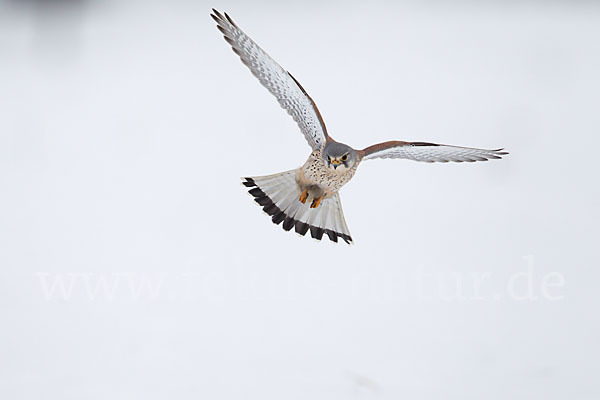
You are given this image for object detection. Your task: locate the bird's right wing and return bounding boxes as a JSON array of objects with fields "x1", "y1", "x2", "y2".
[{"x1": 211, "y1": 9, "x2": 329, "y2": 151}]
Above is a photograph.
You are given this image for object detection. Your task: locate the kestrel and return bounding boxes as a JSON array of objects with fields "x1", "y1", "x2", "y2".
[{"x1": 211, "y1": 9, "x2": 507, "y2": 244}]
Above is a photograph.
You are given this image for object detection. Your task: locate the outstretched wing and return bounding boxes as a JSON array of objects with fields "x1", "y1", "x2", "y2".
[
  {"x1": 211, "y1": 9, "x2": 329, "y2": 150},
  {"x1": 360, "y1": 141, "x2": 508, "y2": 163}
]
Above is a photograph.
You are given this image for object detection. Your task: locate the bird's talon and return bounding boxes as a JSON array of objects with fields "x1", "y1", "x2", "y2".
[
  {"x1": 310, "y1": 196, "x2": 322, "y2": 208},
  {"x1": 299, "y1": 189, "x2": 308, "y2": 204}
]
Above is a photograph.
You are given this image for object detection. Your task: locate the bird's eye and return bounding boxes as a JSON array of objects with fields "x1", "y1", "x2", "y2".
[{"x1": 341, "y1": 154, "x2": 348, "y2": 161}]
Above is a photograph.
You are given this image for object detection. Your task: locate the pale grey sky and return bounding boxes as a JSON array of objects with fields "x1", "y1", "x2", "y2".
[{"x1": 1, "y1": 0, "x2": 599, "y2": 399}]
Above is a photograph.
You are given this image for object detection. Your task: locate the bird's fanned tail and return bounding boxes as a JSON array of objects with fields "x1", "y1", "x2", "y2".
[{"x1": 242, "y1": 171, "x2": 353, "y2": 244}]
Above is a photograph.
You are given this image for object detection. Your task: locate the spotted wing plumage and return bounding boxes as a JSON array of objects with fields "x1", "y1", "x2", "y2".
[
  {"x1": 360, "y1": 141, "x2": 508, "y2": 163},
  {"x1": 211, "y1": 9, "x2": 329, "y2": 150}
]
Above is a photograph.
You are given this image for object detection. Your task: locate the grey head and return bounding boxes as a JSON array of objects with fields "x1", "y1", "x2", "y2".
[{"x1": 322, "y1": 142, "x2": 358, "y2": 172}]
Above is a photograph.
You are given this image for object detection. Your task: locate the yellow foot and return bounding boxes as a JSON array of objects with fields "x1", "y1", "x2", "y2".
[
  {"x1": 299, "y1": 189, "x2": 309, "y2": 204},
  {"x1": 310, "y1": 196, "x2": 322, "y2": 208}
]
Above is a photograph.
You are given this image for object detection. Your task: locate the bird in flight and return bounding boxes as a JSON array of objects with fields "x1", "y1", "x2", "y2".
[{"x1": 211, "y1": 9, "x2": 507, "y2": 244}]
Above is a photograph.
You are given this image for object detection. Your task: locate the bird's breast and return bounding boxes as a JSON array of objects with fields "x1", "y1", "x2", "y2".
[{"x1": 300, "y1": 150, "x2": 358, "y2": 193}]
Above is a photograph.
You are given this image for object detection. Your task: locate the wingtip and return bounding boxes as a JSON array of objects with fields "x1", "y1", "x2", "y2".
[
  {"x1": 211, "y1": 8, "x2": 224, "y2": 20},
  {"x1": 224, "y1": 12, "x2": 238, "y2": 27}
]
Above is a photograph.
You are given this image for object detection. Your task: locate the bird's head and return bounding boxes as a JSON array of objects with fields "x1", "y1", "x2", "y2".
[{"x1": 323, "y1": 142, "x2": 358, "y2": 172}]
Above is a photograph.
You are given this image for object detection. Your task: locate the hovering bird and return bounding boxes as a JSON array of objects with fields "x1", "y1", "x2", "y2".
[{"x1": 211, "y1": 9, "x2": 507, "y2": 244}]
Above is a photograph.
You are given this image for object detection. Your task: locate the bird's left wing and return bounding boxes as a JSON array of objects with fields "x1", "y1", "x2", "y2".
[
  {"x1": 359, "y1": 141, "x2": 508, "y2": 163},
  {"x1": 211, "y1": 9, "x2": 329, "y2": 150}
]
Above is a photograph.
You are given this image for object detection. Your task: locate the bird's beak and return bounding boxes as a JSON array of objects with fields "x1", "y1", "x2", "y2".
[{"x1": 331, "y1": 158, "x2": 341, "y2": 166}]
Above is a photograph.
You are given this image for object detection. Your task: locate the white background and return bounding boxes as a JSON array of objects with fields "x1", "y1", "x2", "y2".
[{"x1": 1, "y1": 0, "x2": 599, "y2": 398}]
